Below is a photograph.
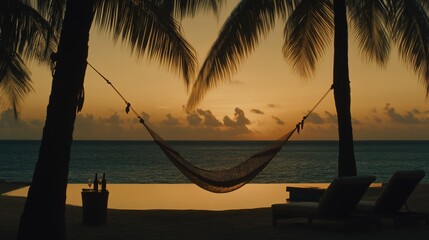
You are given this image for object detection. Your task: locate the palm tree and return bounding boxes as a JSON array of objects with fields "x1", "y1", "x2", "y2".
[
  {"x1": 0, "y1": 0, "x2": 55, "y2": 118},
  {"x1": 186, "y1": 0, "x2": 429, "y2": 177},
  {"x1": 16, "y1": 1, "x2": 224, "y2": 239}
]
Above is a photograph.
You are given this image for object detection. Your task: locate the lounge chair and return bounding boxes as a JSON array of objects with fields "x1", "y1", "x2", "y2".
[
  {"x1": 272, "y1": 176, "x2": 379, "y2": 230},
  {"x1": 357, "y1": 170, "x2": 428, "y2": 227}
]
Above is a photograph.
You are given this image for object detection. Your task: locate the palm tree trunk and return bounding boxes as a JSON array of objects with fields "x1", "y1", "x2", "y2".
[
  {"x1": 333, "y1": 0, "x2": 357, "y2": 177},
  {"x1": 17, "y1": 0, "x2": 95, "y2": 239}
]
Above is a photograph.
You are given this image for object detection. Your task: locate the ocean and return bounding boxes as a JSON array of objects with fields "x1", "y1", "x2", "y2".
[{"x1": 0, "y1": 140, "x2": 428, "y2": 184}]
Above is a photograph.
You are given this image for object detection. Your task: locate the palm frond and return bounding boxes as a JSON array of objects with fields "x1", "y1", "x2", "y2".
[
  {"x1": 283, "y1": 0, "x2": 334, "y2": 78},
  {"x1": 390, "y1": 0, "x2": 429, "y2": 94},
  {"x1": 14, "y1": 2, "x2": 57, "y2": 63},
  {"x1": 186, "y1": 0, "x2": 294, "y2": 111},
  {"x1": 1, "y1": 0, "x2": 57, "y2": 65},
  {"x1": 348, "y1": 0, "x2": 391, "y2": 65},
  {"x1": 153, "y1": 0, "x2": 225, "y2": 19},
  {"x1": 0, "y1": 0, "x2": 55, "y2": 116},
  {"x1": 34, "y1": 0, "x2": 66, "y2": 35},
  {"x1": 93, "y1": 0, "x2": 197, "y2": 87},
  {"x1": 418, "y1": 0, "x2": 429, "y2": 13},
  {"x1": 0, "y1": 46, "x2": 33, "y2": 116}
]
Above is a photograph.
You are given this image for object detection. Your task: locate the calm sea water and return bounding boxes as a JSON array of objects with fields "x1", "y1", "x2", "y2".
[{"x1": 0, "y1": 140, "x2": 428, "y2": 184}]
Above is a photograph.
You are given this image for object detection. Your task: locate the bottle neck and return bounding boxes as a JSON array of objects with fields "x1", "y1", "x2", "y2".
[{"x1": 94, "y1": 173, "x2": 98, "y2": 191}]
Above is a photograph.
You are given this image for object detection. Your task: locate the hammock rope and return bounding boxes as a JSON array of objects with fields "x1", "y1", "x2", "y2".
[{"x1": 87, "y1": 62, "x2": 333, "y2": 193}]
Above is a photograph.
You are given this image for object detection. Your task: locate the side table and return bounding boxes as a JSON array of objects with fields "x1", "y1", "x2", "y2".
[{"x1": 81, "y1": 190, "x2": 109, "y2": 225}]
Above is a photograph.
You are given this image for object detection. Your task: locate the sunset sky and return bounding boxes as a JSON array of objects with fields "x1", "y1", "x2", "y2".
[{"x1": 1, "y1": 1, "x2": 428, "y2": 141}]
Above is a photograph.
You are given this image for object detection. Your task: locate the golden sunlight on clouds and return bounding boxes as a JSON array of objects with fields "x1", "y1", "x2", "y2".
[{"x1": 2, "y1": 98, "x2": 428, "y2": 140}]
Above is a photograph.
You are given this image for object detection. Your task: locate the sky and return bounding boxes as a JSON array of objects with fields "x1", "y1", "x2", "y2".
[{"x1": 1, "y1": 1, "x2": 428, "y2": 141}]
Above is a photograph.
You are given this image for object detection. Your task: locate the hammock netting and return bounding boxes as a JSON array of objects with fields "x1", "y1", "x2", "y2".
[
  {"x1": 143, "y1": 121, "x2": 296, "y2": 193},
  {"x1": 87, "y1": 62, "x2": 332, "y2": 194}
]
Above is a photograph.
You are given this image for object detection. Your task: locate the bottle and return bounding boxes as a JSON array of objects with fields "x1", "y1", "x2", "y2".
[
  {"x1": 93, "y1": 173, "x2": 98, "y2": 192},
  {"x1": 101, "y1": 173, "x2": 107, "y2": 191}
]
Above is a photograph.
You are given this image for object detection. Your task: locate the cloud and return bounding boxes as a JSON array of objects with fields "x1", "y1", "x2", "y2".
[
  {"x1": 186, "y1": 112, "x2": 202, "y2": 126},
  {"x1": 323, "y1": 111, "x2": 337, "y2": 124},
  {"x1": 148, "y1": 108, "x2": 253, "y2": 139},
  {"x1": 102, "y1": 112, "x2": 124, "y2": 125},
  {"x1": 367, "y1": 109, "x2": 383, "y2": 123},
  {"x1": 306, "y1": 112, "x2": 324, "y2": 124},
  {"x1": 305, "y1": 111, "x2": 361, "y2": 125},
  {"x1": 352, "y1": 118, "x2": 361, "y2": 125},
  {"x1": 411, "y1": 109, "x2": 421, "y2": 114},
  {"x1": 374, "y1": 117, "x2": 382, "y2": 123},
  {"x1": 75, "y1": 114, "x2": 98, "y2": 133},
  {"x1": 383, "y1": 103, "x2": 427, "y2": 124},
  {"x1": 251, "y1": 109, "x2": 264, "y2": 115},
  {"x1": 140, "y1": 112, "x2": 150, "y2": 122},
  {"x1": 234, "y1": 108, "x2": 251, "y2": 125},
  {"x1": 272, "y1": 116, "x2": 285, "y2": 125},
  {"x1": 222, "y1": 108, "x2": 252, "y2": 135},
  {"x1": 74, "y1": 113, "x2": 133, "y2": 139},
  {"x1": 222, "y1": 116, "x2": 235, "y2": 127},
  {"x1": 138, "y1": 108, "x2": 254, "y2": 139},
  {"x1": 160, "y1": 114, "x2": 181, "y2": 126},
  {"x1": 196, "y1": 109, "x2": 223, "y2": 127},
  {"x1": 268, "y1": 104, "x2": 280, "y2": 108},
  {"x1": 223, "y1": 108, "x2": 250, "y2": 127},
  {"x1": 0, "y1": 109, "x2": 43, "y2": 139},
  {"x1": 0, "y1": 109, "x2": 30, "y2": 129}
]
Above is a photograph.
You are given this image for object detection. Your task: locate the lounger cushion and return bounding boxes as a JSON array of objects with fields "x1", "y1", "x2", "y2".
[
  {"x1": 373, "y1": 170, "x2": 425, "y2": 214},
  {"x1": 272, "y1": 176, "x2": 376, "y2": 220},
  {"x1": 318, "y1": 176, "x2": 376, "y2": 217},
  {"x1": 356, "y1": 200, "x2": 376, "y2": 212}
]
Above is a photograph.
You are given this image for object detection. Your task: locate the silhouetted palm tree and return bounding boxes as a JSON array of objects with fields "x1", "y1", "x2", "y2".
[
  {"x1": 0, "y1": 0, "x2": 55, "y2": 117},
  {"x1": 186, "y1": 0, "x2": 429, "y2": 177},
  {"x1": 17, "y1": 1, "x2": 224, "y2": 239}
]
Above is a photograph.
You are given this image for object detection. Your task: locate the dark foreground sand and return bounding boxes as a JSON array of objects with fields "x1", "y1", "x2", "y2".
[{"x1": 1, "y1": 183, "x2": 428, "y2": 240}]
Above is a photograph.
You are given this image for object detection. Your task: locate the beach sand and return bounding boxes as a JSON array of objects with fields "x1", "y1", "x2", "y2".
[{"x1": 1, "y1": 183, "x2": 428, "y2": 240}]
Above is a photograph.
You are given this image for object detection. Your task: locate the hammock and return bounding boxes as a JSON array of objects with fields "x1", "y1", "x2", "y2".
[
  {"x1": 88, "y1": 62, "x2": 332, "y2": 193},
  {"x1": 143, "y1": 120, "x2": 295, "y2": 193}
]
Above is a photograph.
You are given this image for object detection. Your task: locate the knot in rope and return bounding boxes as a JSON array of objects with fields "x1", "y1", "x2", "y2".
[
  {"x1": 125, "y1": 103, "x2": 131, "y2": 114},
  {"x1": 296, "y1": 116, "x2": 307, "y2": 134},
  {"x1": 295, "y1": 86, "x2": 333, "y2": 134}
]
